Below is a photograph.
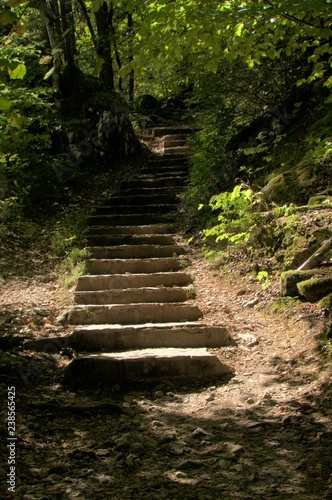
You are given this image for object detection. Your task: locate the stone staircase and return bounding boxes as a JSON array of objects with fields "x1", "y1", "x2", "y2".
[{"x1": 36, "y1": 127, "x2": 233, "y2": 387}]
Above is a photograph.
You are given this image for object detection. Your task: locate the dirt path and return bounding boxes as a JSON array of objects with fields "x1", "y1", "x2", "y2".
[{"x1": 1, "y1": 241, "x2": 332, "y2": 499}]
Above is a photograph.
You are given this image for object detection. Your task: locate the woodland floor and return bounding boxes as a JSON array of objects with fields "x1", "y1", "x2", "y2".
[{"x1": 1, "y1": 225, "x2": 332, "y2": 499}]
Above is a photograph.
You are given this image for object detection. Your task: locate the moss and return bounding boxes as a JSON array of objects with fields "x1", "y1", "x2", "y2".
[
  {"x1": 283, "y1": 236, "x2": 318, "y2": 269},
  {"x1": 308, "y1": 195, "x2": 332, "y2": 206},
  {"x1": 317, "y1": 293, "x2": 332, "y2": 310},
  {"x1": 280, "y1": 269, "x2": 318, "y2": 296},
  {"x1": 297, "y1": 276, "x2": 332, "y2": 302},
  {"x1": 267, "y1": 296, "x2": 302, "y2": 313},
  {"x1": 262, "y1": 171, "x2": 301, "y2": 205}
]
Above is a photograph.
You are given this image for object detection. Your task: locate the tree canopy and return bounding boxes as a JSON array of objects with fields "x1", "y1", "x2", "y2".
[{"x1": 0, "y1": 0, "x2": 331, "y2": 220}]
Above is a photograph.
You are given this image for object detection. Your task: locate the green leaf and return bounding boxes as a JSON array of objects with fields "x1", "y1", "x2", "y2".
[
  {"x1": 8, "y1": 62, "x2": 26, "y2": 79},
  {"x1": 7, "y1": 112, "x2": 22, "y2": 129},
  {"x1": 0, "y1": 58, "x2": 9, "y2": 69},
  {"x1": 43, "y1": 66, "x2": 55, "y2": 80},
  {"x1": 235, "y1": 22, "x2": 244, "y2": 37},
  {"x1": 0, "y1": 96, "x2": 11, "y2": 110}
]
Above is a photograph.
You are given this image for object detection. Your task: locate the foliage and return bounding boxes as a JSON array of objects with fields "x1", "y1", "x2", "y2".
[
  {"x1": 200, "y1": 184, "x2": 262, "y2": 249},
  {"x1": 50, "y1": 204, "x2": 89, "y2": 257},
  {"x1": 267, "y1": 296, "x2": 302, "y2": 314}
]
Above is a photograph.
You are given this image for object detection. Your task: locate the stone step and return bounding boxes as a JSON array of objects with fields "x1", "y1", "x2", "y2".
[
  {"x1": 114, "y1": 187, "x2": 183, "y2": 197},
  {"x1": 86, "y1": 234, "x2": 175, "y2": 246},
  {"x1": 76, "y1": 272, "x2": 193, "y2": 291},
  {"x1": 163, "y1": 139, "x2": 187, "y2": 148},
  {"x1": 100, "y1": 194, "x2": 179, "y2": 206},
  {"x1": 88, "y1": 213, "x2": 175, "y2": 226},
  {"x1": 144, "y1": 159, "x2": 189, "y2": 168},
  {"x1": 74, "y1": 286, "x2": 189, "y2": 305},
  {"x1": 92, "y1": 204, "x2": 176, "y2": 215},
  {"x1": 163, "y1": 152, "x2": 191, "y2": 159},
  {"x1": 86, "y1": 244, "x2": 186, "y2": 259},
  {"x1": 72, "y1": 324, "x2": 231, "y2": 350},
  {"x1": 146, "y1": 157, "x2": 189, "y2": 167},
  {"x1": 24, "y1": 323, "x2": 231, "y2": 352},
  {"x1": 64, "y1": 303, "x2": 203, "y2": 325},
  {"x1": 86, "y1": 257, "x2": 184, "y2": 275},
  {"x1": 87, "y1": 224, "x2": 174, "y2": 235},
  {"x1": 153, "y1": 127, "x2": 193, "y2": 137},
  {"x1": 162, "y1": 134, "x2": 189, "y2": 142},
  {"x1": 163, "y1": 146, "x2": 191, "y2": 156},
  {"x1": 136, "y1": 171, "x2": 188, "y2": 180},
  {"x1": 63, "y1": 348, "x2": 231, "y2": 386},
  {"x1": 139, "y1": 164, "x2": 188, "y2": 171},
  {"x1": 121, "y1": 176, "x2": 186, "y2": 189}
]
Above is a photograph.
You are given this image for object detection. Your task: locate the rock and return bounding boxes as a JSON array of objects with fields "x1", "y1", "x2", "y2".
[
  {"x1": 136, "y1": 94, "x2": 159, "y2": 111},
  {"x1": 160, "y1": 431, "x2": 177, "y2": 443},
  {"x1": 280, "y1": 269, "x2": 313, "y2": 296},
  {"x1": 244, "y1": 297, "x2": 259, "y2": 308},
  {"x1": 169, "y1": 443, "x2": 185, "y2": 455},
  {"x1": 237, "y1": 333, "x2": 259, "y2": 347},
  {"x1": 151, "y1": 420, "x2": 164, "y2": 428},
  {"x1": 175, "y1": 471, "x2": 187, "y2": 479},
  {"x1": 317, "y1": 293, "x2": 332, "y2": 309},
  {"x1": 297, "y1": 275, "x2": 332, "y2": 302},
  {"x1": 192, "y1": 427, "x2": 209, "y2": 438},
  {"x1": 176, "y1": 459, "x2": 205, "y2": 470},
  {"x1": 224, "y1": 443, "x2": 245, "y2": 455}
]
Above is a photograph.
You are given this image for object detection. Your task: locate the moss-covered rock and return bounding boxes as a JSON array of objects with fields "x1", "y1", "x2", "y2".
[
  {"x1": 317, "y1": 293, "x2": 332, "y2": 310},
  {"x1": 262, "y1": 171, "x2": 301, "y2": 205},
  {"x1": 262, "y1": 159, "x2": 321, "y2": 206},
  {"x1": 283, "y1": 236, "x2": 318, "y2": 269},
  {"x1": 280, "y1": 269, "x2": 319, "y2": 296},
  {"x1": 308, "y1": 195, "x2": 332, "y2": 206},
  {"x1": 297, "y1": 275, "x2": 332, "y2": 302}
]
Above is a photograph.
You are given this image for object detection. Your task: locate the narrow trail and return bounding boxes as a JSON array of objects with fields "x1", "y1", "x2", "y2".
[{"x1": 1, "y1": 128, "x2": 332, "y2": 499}]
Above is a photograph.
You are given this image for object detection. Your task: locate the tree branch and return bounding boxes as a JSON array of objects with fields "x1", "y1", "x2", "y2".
[
  {"x1": 76, "y1": 0, "x2": 97, "y2": 50},
  {"x1": 264, "y1": 0, "x2": 320, "y2": 29}
]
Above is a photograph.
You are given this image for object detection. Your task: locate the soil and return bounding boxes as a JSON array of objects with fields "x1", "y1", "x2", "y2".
[{"x1": 1, "y1": 231, "x2": 332, "y2": 499}]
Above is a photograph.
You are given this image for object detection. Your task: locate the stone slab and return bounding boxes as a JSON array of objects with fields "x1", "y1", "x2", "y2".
[
  {"x1": 87, "y1": 224, "x2": 174, "y2": 235},
  {"x1": 92, "y1": 204, "x2": 177, "y2": 215},
  {"x1": 86, "y1": 244, "x2": 186, "y2": 259},
  {"x1": 76, "y1": 272, "x2": 193, "y2": 291},
  {"x1": 63, "y1": 348, "x2": 232, "y2": 386},
  {"x1": 70, "y1": 324, "x2": 231, "y2": 350},
  {"x1": 88, "y1": 213, "x2": 175, "y2": 226},
  {"x1": 74, "y1": 286, "x2": 189, "y2": 305},
  {"x1": 65, "y1": 303, "x2": 203, "y2": 325},
  {"x1": 86, "y1": 234, "x2": 175, "y2": 246},
  {"x1": 86, "y1": 257, "x2": 183, "y2": 275},
  {"x1": 121, "y1": 176, "x2": 186, "y2": 189}
]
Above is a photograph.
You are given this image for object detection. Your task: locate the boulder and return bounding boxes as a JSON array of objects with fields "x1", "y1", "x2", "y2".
[
  {"x1": 280, "y1": 269, "x2": 319, "y2": 296},
  {"x1": 297, "y1": 275, "x2": 332, "y2": 302}
]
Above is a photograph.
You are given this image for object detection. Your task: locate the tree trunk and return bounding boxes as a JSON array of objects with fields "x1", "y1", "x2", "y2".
[
  {"x1": 38, "y1": 0, "x2": 62, "y2": 108},
  {"x1": 95, "y1": 2, "x2": 115, "y2": 89},
  {"x1": 128, "y1": 12, "x2": 134, "y2": 102},
  {"x1": 59, "y1": 0, "x2": 76, "y2": 69}
]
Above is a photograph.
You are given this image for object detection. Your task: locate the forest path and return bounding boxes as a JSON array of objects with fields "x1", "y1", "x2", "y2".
[
  {"x1": 43, "y1": 126, "x2": 233, "y2": 386},
  {"x1": 1, "y1": 129, "x2": 332, "y2": 499}
]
